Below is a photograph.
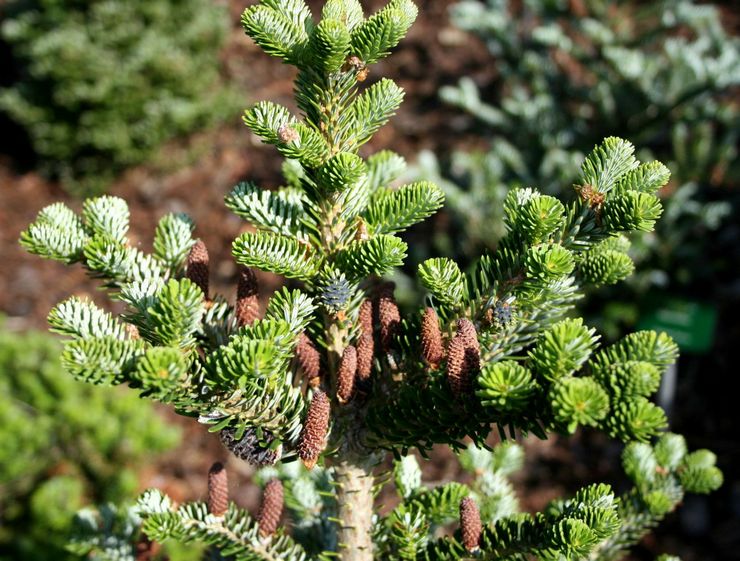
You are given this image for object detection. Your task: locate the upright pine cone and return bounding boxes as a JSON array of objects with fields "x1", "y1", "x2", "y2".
[
  {"x1": 377, "y1": 284, "x2": 400, "y2": 352},
  {"x1": 337, "y1": 345, "x2": 357, "y2": 404},
  {"x1": 298, "y1": 390, "x2": 330, "y2": 470},
  {"x1": 186, "y1": 240, "x2": 210, "y2": 299},
  {"x1": 460, "y1": 497, "x2": 482, "y2": 552},
  {"x1": 296, "y1": 332, "x2": 321, "y2": 387},
  {"x1": 421, "y1": 307, "x2": 445, "y2": 369},
  {"x1": 447, "y1": 319, "x2": 480, "y2": 398},
  {"x1": 207, "y1": 462, "x2": 229, "y2": 517},
  {"x1": 356, "y1": 332, "x2": 374, "y2": 382},
  {"x1": 359, "y1": 299, "x2": 374, "y2": 336},
  {"x1": 257, "y1": 479, "x2": 284, "y2": 537},
  {"x1": 235, "y1": 267, "x2": 260, "y2": 326}
]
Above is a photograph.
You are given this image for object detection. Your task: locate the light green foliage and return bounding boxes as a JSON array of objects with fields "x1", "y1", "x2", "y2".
[
  {"x1": 21, "y1": 2, "x2": 722, "y2": 560},
  {"x1": 0, "y1": 0, "x2": 235, "y2": 196},
  {"x1": 413, "y1": 0, "x2": 736, "y2": 336},
  {"x1": 0, "y1": 327, "x2": 179, "y2": 561}
]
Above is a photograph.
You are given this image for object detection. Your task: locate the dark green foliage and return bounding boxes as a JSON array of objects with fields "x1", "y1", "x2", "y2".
[
  {"x1": 0, "y1": 326, "x2": 179, "y2": 561},
  {"x1": 0, "y1": 0, "x2": 235, "y2": 195}
]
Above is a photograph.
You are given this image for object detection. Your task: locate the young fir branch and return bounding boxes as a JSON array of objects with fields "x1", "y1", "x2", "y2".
[{"x1": 21, "y1": 1, "x2": 723, "y2": 560}]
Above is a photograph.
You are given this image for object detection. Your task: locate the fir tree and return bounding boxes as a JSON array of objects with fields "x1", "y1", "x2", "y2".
[{"x1": 21, "y1": 1, "x2": 722, "y2": 560}]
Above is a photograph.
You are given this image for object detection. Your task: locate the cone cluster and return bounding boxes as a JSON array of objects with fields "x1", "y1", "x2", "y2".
[
  {"x1": 207, "y1": 462, "x2": 229, "y2": 517},
  {"x1": 186, "y1": 240, "x2": 210, "y2": 299},
  {"x1": 236, "y1": 267, "x2": 260, "y2": 326},
  {"x1": 257, "y1": 479, "x2": 284, "y2": 537},
  {"x1": 298, "y1": 389, "x2": 330, "y2": 470}
]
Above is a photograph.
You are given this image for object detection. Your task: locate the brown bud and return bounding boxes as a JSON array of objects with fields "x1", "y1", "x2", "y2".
[
  {"x1": 298, "y1": 390, "x2": 330, "y2": 470},
  {"x1": 258, "y1": 479, "x2": 284, "y2": 538},
  {"x1": 421, "y1": 307, "x2": 445, "y2": 369},
  {"x1": 296, "y1": 332, "x2": 321, "y2": 385},
  {"x1": 186, "y1": 240, "x2": 210, "y2": 299},
  {"x1": 235, "y1": 267, "x2": 260, "y2": 326},
  {"x1": 377, "y1": 285, "x2": 400, "y2": 352},
  {"x1": 207, "y1": 462, "x2": 229, "y2": 517},
  {"x1": 460, "y1": 497, "x2": 482, "y2": 552},
  {"x1": 356, "y1": 332, "x2": 374, "y2": 382},
  {"x1": 446, "y1": 319, "x2": 480, "y2": 398},
  {"x1": 359, "y1": 299, "x2": 374, "y2": 336},
  {"x1": 277, "y1": 124, "x2": 300, "y2": 143},
  {"x1": 337, "y1": 345, "x2": 357, "y2": 404}
]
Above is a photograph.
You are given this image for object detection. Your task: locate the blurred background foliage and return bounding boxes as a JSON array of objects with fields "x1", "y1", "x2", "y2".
[
  {"x1": 0, "y1": 323, "x2": 181, "y2": 560},
  {"x1": 412, "y1": 0, "x2": 739, "y2": 338},
  {"x1": 0, "y1": 0, "x2": 237, "y2": 196}
]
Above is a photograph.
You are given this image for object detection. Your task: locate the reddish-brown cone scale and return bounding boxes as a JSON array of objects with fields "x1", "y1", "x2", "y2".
[
  {"x1": 235, "y1": 267, "x2": 260, "y2": 326},
  {"x1": 257, "y1": 479, "x2": 284, "y2": 537},
  {"x1": 207, "y1": 462, "x2": 229, "y2": 517},
  {"x1": 359, "y1": 299, "x2": 374, "y2": 336},
  {"x1": 337, "y1": 345, "x2": 357, "y2": 404},
  {"x1": 460, "y1": 497, "x2": 482, "y2": 552},
  {"x1": 186, "y1": 240, "x2": 210, "y2": 299},
  {"x1": 421, "y1": 307, "x2": 445, "y2": 369},
  {"x1": 298, "y1": 390, "x2": 330, "y2": 470},
  {"x1": 296, "y1": 332, "x2": 321, "y2": 386}
]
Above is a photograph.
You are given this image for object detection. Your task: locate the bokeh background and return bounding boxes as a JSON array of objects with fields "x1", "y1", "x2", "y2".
[{"x1": 0, "y1": 0, "x2": 738, "y2": 559}]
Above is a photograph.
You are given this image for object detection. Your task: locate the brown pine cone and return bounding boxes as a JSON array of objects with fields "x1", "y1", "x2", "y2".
[
  {"x1": 421, "y1": 307, "x2": 445, "y2": 369},
  {"x1": 298, "y1": 390, "x2": 330, "y2": 470},
  {"x1": 207, "y1": 462, "x2": 228, "y2": 517},
  {"x1": 337, "y1": 345, "x2": 357, "y2": 404},
  {"x1": 358, "y1": 299, "x2": 374, "y2": 336},
  {"x1": 460, "y1": 497, "x2": 482, "y2": 552},
  {"x1": 257, "y1": 479, "x2": 284, "y2": 537},
  {"x1": 186, "y1": 240, "x2": 210, "y2": 299},
  {"x1": 356, "y1": 332, "x2": 374, "y2": 382},
  {"x1": 446, "y1": 319, "x2": 481, "y2": 398},
  {"x1": 235, "y1": 267, "x2": 260, "y2": 326},
  {"x1": 296, "y1": 332, "x2": 321, "y2": 385},
  {"x1": 377, "y1": 285, "x2": 400, "y2": 352}
]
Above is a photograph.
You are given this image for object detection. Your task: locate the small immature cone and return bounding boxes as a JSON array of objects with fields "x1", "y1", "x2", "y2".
[
  {"x1": 455, "y1": 318, "x2": 480, "y2": 352},
  {"x1": 298, "y1": 390, "x2": 330, "y2": 470},
  {"x1": 257, "y1": 479, "x2": 284, "y2": 538},
  {"x1": 186, "y1": 240, "x2": 210, "y2": 299},
  {"x1": 377, "y1": 285, "x2": 400, "y2": 352},
  {"x1": 296, "y1": 332, "x2": 321, "y2": 386},
  {"x1": 207, "y1": 462, "x2": 229, "y2": 517},
  {"x1": 421, "y1": 307, "x2": 445, "y2": 369},
  {"x1": 460, "y1": 497, "x2": 482, "y2": 552},
  {"x1": 235, "y1": 267, "x2": 260, "y2": 326},
  {"x1": 337, "y1": 345, "x2": 357, "y2": 404},
  {"x1": 356, "y1": 332, "x2": 374, "y2": 382}
]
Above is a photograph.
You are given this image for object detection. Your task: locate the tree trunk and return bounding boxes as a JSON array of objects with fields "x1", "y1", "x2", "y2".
[{"x1": 334, "y1": 455, "x2": 375, "y2": 561}]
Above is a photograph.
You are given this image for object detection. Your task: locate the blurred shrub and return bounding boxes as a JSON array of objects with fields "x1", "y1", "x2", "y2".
[
  {"x1": 0, "y1": 324, "x2": 180, "y2": 560},
  {"x1": 415, "y1": 0, "x2": 738, "y2": 336},
  {"x1": 0, "y1": 0, "x2": 235, "y2": 196}
]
